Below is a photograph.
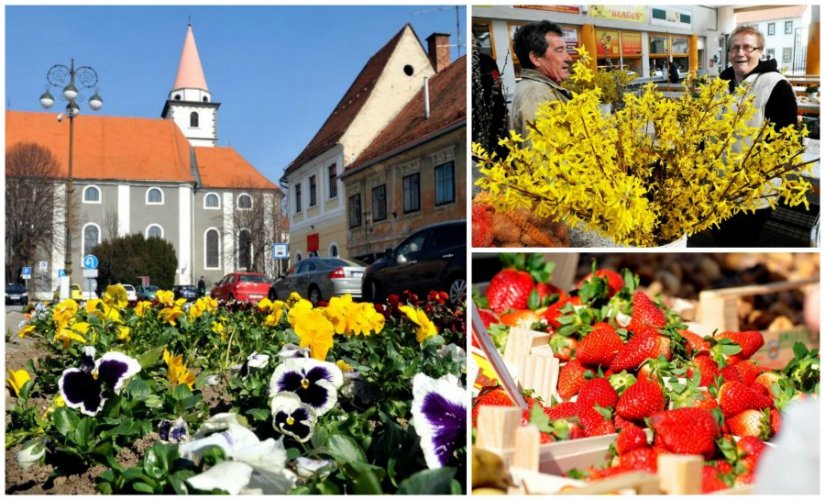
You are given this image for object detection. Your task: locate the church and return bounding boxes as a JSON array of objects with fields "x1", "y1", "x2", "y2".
[{"x1": 6, "y1": 24, "x2": 283, "y2": 296}]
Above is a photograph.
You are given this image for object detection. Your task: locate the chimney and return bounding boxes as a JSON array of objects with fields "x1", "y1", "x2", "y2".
[{"x1": 426, "y1": 32, "x2": 451, "y2": 73}]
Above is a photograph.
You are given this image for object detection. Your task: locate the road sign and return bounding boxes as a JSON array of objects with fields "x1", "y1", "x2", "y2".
[
  {"x1": 83, "y1": 269, "x2": 99, "y2": 278},
  {"x1": 272, "y1": 243, "x2": 289, "y2": 259},
  {"x1": 39, "y1": 261, "x2": 49, "y2": 271},
  {"x1": 58, "y1": 269, "x2": 66, "y2": 278},
  {"x1": 21, "y1": 267, "x2": 32, "y2": 280},
  {"x1": 83, "y1": 255, "x2": 99, "y2": 270}
]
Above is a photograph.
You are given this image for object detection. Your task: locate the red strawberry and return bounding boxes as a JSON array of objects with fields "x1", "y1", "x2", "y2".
[
  {"x1": 613, "y1": 414, "x2": 636, "y2": 431},
  {"x1": 476, "y1": 308, "x2": 500, "y2": 329},
  {"x1": 732, "y1": 360, "x2": 762, "y2": 386},
  {"x1": 580, "y1": 408, "x2": 616, "y2": 437},
  {"x1": 535, "y1": 282, "x2": 567, "y2": 304},
  {"x1": 576, "y1": 322, "x2": 623, "y2": 367},
  {"x1": 715, "y1": 331, "x2": 765, "y2": 361},
  {"x1": 736, "y1": 435, "x2": 767, "y2": 459},
  {"x1": 678, "y1": 329, "x2": 710, "y2": 355},
  {"x1": 694, "y1": 389, "x2": 720, "y2": 411},
  {"x1": 720, "y1": 364, "x2": 741, "y2": 383},
  {"x1": 587, "y1": 465, "x2": 628, "y2": 481},
  {"x1": 726, "y1": 409, "x2": 771, "y2": 439},
  {"x1": 688, "y1": 353, "x2": 720, "y2": 387},
  {"x1": 753, "y1": 371, "x2": 782, "y2": 394},
  {"x1": 628, "y1": 291, "x2": 667, "y2": 333},
  {"x1": 486, "y1": 268, "x2": 535, "y2": 314},
  {"x1": 540, "y1": 296, "x2": 570, "y2": 329},
  {"x1": 718, "y1": 381, "x2": 773, "y2": 418},
  {"x1": 558, "y1": 359, "x2": 588, "y2": 399},
  {"x1": 544, "y1": 401, "x2": 578, "y2": 421},
  {"x1": 734, "y1": 470, "x2": 756, "y2": 487},
  {"x1": 615, "y1": 424, "x2": 648, "y2": 455},
  {"x1": 618, "y1": 447, "x2": 658, "y2": 474},
  {"x1": 578, "y1": 269, "x2": 624, "y2": 298},
  {"x1": 616, "y1": 379, "x2": 665, "y2": 421},
  {"x1": 769, "y1": 408, "x2": 782, "y2": 436},
  {"x1": 577, "y1": 378, "x2": 619, "y2": 412},
  {"x1": 650, "y1": 408, "x2": 719, "y2": 459},
  {"x1": 609, "y1": 329, "x2": 671, "y2": 372},
  {"x1": 702, "y1": 463, "x2": 733, "y2": 493},
  {"x1": 499, "y1": 309, "x2": 541, "y2": 328},
  {"x1": 471, "y1": 204, "x2": 494, "y2": 247},
  {"x1": 472, "y1": 387, "x2": 513, "y2": 425},
  {"x1": 549, "y1": 334, "x2": 578, "y2": 362}
]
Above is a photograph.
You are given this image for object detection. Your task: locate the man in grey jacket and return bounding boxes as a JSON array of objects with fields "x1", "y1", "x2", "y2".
[{"x1": 509, "y1": 21, "x2": 573, "y2": 138}]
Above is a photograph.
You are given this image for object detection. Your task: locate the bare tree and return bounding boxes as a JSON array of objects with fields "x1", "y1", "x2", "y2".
[
  {"x1": 225, "y1": 187, "x2": 284, "y2": 275},
  {"x1": 5, "y1": 143, "x2": 66, "y2": 283}
]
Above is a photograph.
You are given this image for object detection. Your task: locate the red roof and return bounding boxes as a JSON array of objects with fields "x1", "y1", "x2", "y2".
[
  {"x1": 6, "y1": 110, "x2": 192, "y2": 182},
  {"x1": 284, "y1": 24, "x2": 412, "y2": 176},
  {"x1": 195, "y1": 146, "x2": 279, "y2": 190},
  {"x1": 347, "y1": 55, "x2": 466, "y2": 173}
]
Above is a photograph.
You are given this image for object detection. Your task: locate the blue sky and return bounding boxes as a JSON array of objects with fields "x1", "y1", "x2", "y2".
[{"x1": 5, "y1": 5, "x2": 467, "y2": 185}]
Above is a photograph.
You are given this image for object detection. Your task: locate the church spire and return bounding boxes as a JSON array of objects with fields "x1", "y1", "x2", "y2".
[{"x1": 173, "y1": 24, "x2": 208, "y2": 91}]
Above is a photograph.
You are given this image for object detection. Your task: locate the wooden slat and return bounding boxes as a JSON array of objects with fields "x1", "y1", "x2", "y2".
[{"x1": 658, "y1": 454, "x2": 703, "y2": 494}]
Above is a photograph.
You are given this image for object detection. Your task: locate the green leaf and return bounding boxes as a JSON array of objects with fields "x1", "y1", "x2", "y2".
[
  {"x1": 793, "y1": 342, "x2": 808, "y2": 359},
  {"x1": 247, "y1": 408, "x2": 270, "y2": 421},
  {"x1": 346, "y1": 462, "x2": 384, "y2": 494},
  {"x1": 137, "y1": 345, "x2": 166, "y2": 369},
  {"x1": 397, "y1": 467, "x2": 456, "y2": 494},
  {"x1": 54, "y1": 407, "x2": 80, "y2": 436},
  {"x1": 73, "y1": 417, "x2": 95, "y2": 447},
  {"x1": 326, "y1": 434, "x2": 367, "y2": 465},
  {"x1": 132, "y1": 481, "x2": 156, "y2": 494}
]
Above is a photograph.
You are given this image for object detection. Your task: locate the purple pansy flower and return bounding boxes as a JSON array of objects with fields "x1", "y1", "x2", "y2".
[
  {"x1": 411, "y1": 373, "x2": 466, "y2": 469},
  {"x1": 271, "y1": 393, "x2": 317, "y2": 443},
  {"x1": 158, "y1": 417, "x2": 190, "y2": 443},
  {"x1": 58, "y1": 346, "x2": 141, "y2": 416},
  {"x1": 269, "y1": 358, "x2": 342, "y2": 416}
]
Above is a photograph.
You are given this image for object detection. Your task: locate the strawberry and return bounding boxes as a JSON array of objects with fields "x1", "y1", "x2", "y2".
[
  {"x1": 718, "y1": 381, "x2": 773, "y2": 418},
  {"x1": 702, "y1": 462, "x2": 734, "y2": 493},
  {"x1": 587, "y1": 465, "x2": 628, "y2": 481},
  {"x1": 549, "y1": 334, "x2": 578, "y2": 362},
  {"x1": 471, "y1": 203, "x2": 494, "y2": 247},
  {"x1": 678, "y1": 329, "x2": 710, "y2": 355},
  {"x1": 618, "y1": 447, "x2": 658, "y2": 474},
  {"x1": 499, "y1": 308, "x2": 541, "y2": 328},
  {"x1": 578, "y1": 269, "x2": 624, "y2": 298},
  {"x1": 486, "y1": 268, "x2": 534, "y2": 314},
  {"x1": 558, "y1": 359, "x2": 588, "y2": 399},
  {"x1": 627, "y1": 291, "x2": 667, "y2": 333},
  {"x1": 576, "y1": 322, "x2": 623, "y2": 367},
  {"x1": 715, "y1": 331, "x2": 765, "y2": 361},
  {"x1": 688, "y1": 353, "x2": 720, "y2": 387},
  {"x1": 734, "y1": 470, "x2": 756, "y2": 487},
  {"x1": 736, "y1": 435, "x2": 767, "y2": 459},
  {"x1": 580, "y1": 408, "x2": 616, "y2": 437},
  {"x1": 720, "y1": 364, "x2": 741, "y2": 383},
  {"x1": 577, "y1": 377, "x2": 619, "y2": 412},
  {"x1": 694, "y1": 389, "x2": 720, "y2": 411},
  {"x1": 540, "y1": 296, "x2": 570, "y2": 329},
  {"x1": 609, "y1": 329, "x2": 671, "y2": 372},
  {"x1": 650, "y1": 408, "x2": 719, "y2": 459},
  {"x1": 769, "y1": 408, "x2": 782, "y2": 436},
  {"x1": 544, "y1": 401, "x2": 578, "y2": 421},
  {"x1": 476, "y1": 308, "x2": 500, "y2": 329},
  {"x1": 616, "y1": 379, "x2": 665, "y2": 421},
  {"x1": 535, "y1": 282, "x2": 567, "y2": 305},
  {"x1": 615, "y1": 424, "x2": 648, "y2": 455},
  {"x1": 732, "y1": 360, "x2": 762, "y2": 386},
  {"x1": 613, "y1": 414, "x2": 636, "y2": 431},
  {"x1": 472, "y1": 387, "x2": 513, "y2": 425},
  {"x1": 753, "y1": 371, "x2": 783, "y2": 394},
  {"x1": 726, "y1": 409, "x2": 771, "y2": 439}
]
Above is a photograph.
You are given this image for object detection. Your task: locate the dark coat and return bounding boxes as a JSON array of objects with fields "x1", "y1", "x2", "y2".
[{"x1": 720, "y1": 59, "x2": 798, "y2": 131}]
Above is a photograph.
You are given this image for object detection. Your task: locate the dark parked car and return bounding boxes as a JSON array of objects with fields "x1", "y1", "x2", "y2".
[
  {"x1": 362, "y1": 220, "x2": 466, "y2": 305},
  {"x1": 270, "y1": 257, "x2": 365, "y2": 304},
  {"x1": 6, "y1": 283, "x2": 29, "y2": 305},
  {"x1": 173, "y1": 285, "x2": 198, "y2": 301},
  {"x1": 135, "y1": 285, "x2": 159, "y2": 301}
]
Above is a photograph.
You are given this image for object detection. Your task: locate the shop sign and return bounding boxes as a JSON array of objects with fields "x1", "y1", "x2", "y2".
[
  {"x1": 590, "y1": 5, "x2": 647, "y2": 24},
  {"x1": 515, "y1": 5, "x2": 581, "y2": 15},
  {"x1": 596, "y1": 29, "x2": 620, "y2": 56},
  {"x1": 562, "y1": 27, "x2": 579, "y2": 54},
  {"x1": 622, "y1": 32, "x2": 643, "y2": 55}
]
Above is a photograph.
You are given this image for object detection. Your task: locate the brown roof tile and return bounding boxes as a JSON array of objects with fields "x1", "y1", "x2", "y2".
[
  {"x1": 6, "y1": 110, "x2": 193, "y2": 182},
  {"x1": 284, "y1": 24, "x2": 412, "y2": 176},
  {"x1": 346, "y1": 55, "x2": 466, "y2": 173},
  {"x1": 195, "y1": 146, "x2": 279, "y2": 190}
]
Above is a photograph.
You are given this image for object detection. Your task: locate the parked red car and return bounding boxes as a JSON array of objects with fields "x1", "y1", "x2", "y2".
[{"x1": 210, "y1": 272, "x2": 270, "y2": 303}]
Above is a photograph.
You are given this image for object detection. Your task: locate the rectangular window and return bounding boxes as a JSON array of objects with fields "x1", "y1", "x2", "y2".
[
  {"x1": 402, "y1": 173, "x2": 420, "y2": 213},
  {"x1": 785, "y1": 21, "x2": 793, "y2": 34},
  {"x1": 434, "y1": 161, "x2": 455, "y2": 206},
  {"x1": 328, "y1": 164, "x2": 337, "y2": 198},
  {"x1": 372, "y1": 185, "x2": 387, "y2": 222},
  {"x1": 309, "y1": 175, "x2": 317, "y2": 207},
  {"x1": 783, "y1": 47, "x2": 792, "y2": 62},
  {"x1": 295, "y1": 183, "x2": 302, "y2": 213},
  {"x1": 767, "y1": 23, "x2": 775, "y2": 36},
  {"x1": 349, "y1": 194, "x2": 361, "y2": 228},
  {"x1": 766, "y1": 48, "x2": 776, "y2": 60}
]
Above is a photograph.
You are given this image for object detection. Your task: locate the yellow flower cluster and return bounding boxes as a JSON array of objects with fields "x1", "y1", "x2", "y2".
[
  {"x1": 398, "y1": 305, "x2": 438, "y2": 343},
  {"x1": 189, "y1": 296, "x2": 219, "y2": 321},
  {"x1": 257, "y1": 297, "x2": 287, "y2": 326},
  {"x1": 6, "y1": 368, "x2": 31, "y2": 397},
  {"x1": 163, "y1": 348, "x2": 196, "y2": 389},
  {"x1": 474, "y1": 48, "x2": 812, "y2": 247},
  {"x1": 51, "y1": 299, "x2": 91, "y2": 349}
]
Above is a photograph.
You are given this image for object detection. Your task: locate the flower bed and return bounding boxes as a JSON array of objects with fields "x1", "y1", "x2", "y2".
[{"x1": 6, "y1": 287, "x2": 467, "y2": 494}]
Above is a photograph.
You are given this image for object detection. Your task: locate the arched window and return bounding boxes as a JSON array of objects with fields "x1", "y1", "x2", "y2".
[
  {"x1": 83, "y1": 185, "x2": 101, "y2": 203},
  {"x1": 205, "y1": 228, "x2": 220, "y2": 269},
  {"x1": 174, "y1": 94, "x2": 181, "y2": 101},
  {"x1": 82, "y1": 223, "x2": 101, "y2": 257},
  {"x1": 190, "y1": 112, "x2": 199, "y2": 127},
  {"x1": 203, "y1": 96, "x2": 209, "y2": 102},
  {"x1": 237, "y1": 193, "x2": 252, "y2": 210},
  {"x1": 238, "y1": 229, "x2": 253, "y2": 269},
  {"x1": 146, "y1": 224, "x2": 164, "y2": 239},
  {"x1": 146, "y1": 187, "x2": 164, "y2": 205},
  {"x1": 204, "y1": 192, "x2": 220, "y2": 209},
  {"x1": 329, "y1": 243, "x2": 339, "y2": 257}
]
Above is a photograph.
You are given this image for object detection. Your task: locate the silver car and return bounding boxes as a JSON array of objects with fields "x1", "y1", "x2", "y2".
[{"x1": 269, "y1": 257, "x2": 365, "y2": 304}]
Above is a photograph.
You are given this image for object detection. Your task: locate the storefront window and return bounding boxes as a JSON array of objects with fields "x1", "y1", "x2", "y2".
[
  {"x1": 649, "y1": 35, "x2": 668, "y2": 54},
  {"x1": 671, "y1": 37, "x2": 689, "y2": 54},
  {"x1": 473, "y1": 20, "x2": 495, "y2": 58}
]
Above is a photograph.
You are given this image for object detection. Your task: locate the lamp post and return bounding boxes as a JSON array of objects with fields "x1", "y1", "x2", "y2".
[{"x1": 40, "y1": 59, "x2": 103, "y2": 297}]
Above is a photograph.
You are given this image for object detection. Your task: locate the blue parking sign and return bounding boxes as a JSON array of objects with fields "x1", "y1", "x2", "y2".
[{"x1": 21, "y1": 267, "x2": 32, "y2": 279}]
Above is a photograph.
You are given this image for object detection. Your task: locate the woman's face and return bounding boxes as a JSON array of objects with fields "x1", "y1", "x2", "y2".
[{"x1": 729, "y1": 33, "x2": 762, "y2": 80}]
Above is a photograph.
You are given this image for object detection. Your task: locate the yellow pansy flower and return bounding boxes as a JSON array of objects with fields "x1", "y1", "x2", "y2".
[
  {"x1": 211, "y1": 321, "x2": 227, "y2": 342},
  {"x1": 163, "y1": 349, "x2": 196, "y2": 389},
  {"x1": 188, "y1": 301, "x2": 206, "y2": 321},
  {"x1": 53, "y1": 321, "x2": 90, "y2": 349},
  {"x1": 134, "y1": 300, "x2": 152, "y2": 317},
  {"x1": 398, "y1": 305, "x2": 438, "y2": 343},
  {"x1": 293, "y1": 308, "x2": 334, "y2": 361},
  {"x1": 86, "y1": 299, "x2": 122, "y2": 322},
  {"x1": 6, "y1": 368, "x2": 31, "y2": 397},
  {"x1": 336, "y1": 360, "x2": 353, "y2": 373},
  {"x1": 156, "y1": 290, "x2": 175, "y2": 308},
  {"x1": 257, "y1": 297, "x2": 274, "y2": 313},
  {"x1": 116, "y1": 325, "x2": 131, "y2": 342},
  {"x1": 324, "y1": 295, "x2": 353, "y2": 334},
  {"x1": 52, "y1": 299, "x2": 79, "y2": 326},
  {"x1": 103, "y1": 284, "x2": 128, "y2": 309},
  {"x1": 287, "y1": 298, "x2": 314, "y2": 326},
  {"x1": 18, "y1": 324, "x2": 36, "y2": 338},
  {"x1": 159, "y1": 306, "x2": 185, "y2": 326},
  {"x1": 264, "y1": 309, "x2": 283, "y2": 327}
]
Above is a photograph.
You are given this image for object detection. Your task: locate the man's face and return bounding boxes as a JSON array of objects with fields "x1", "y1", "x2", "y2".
[
  {"x1": 531, "y1": 32, "x2": 573, "y2": 83},
  {"x1": 729, "y1": 33, "x2": 762, "y2": 80}
]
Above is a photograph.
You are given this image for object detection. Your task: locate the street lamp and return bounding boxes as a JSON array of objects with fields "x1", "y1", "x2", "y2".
[{"x1": 40, "y1": 59, "x2": 103, "y2": 296}]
